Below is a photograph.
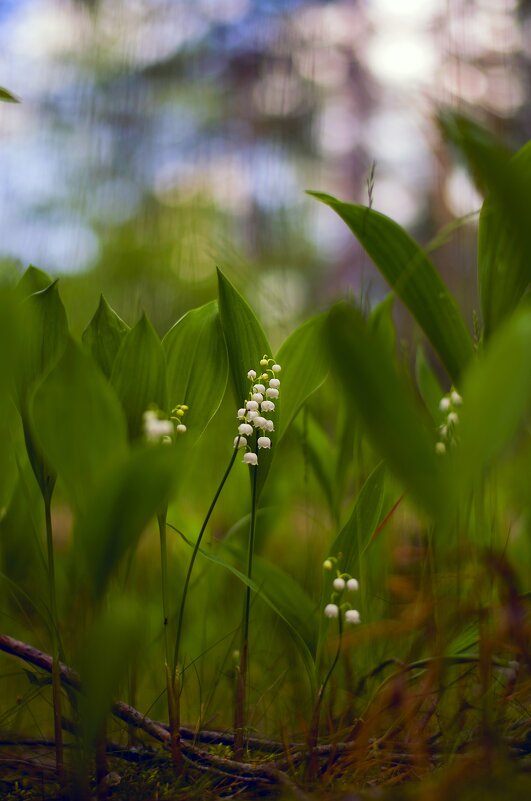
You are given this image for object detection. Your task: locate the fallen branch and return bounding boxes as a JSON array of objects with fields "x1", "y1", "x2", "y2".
[{"x1": 0, "y1": 634, "x2": 291, "y2": 785}]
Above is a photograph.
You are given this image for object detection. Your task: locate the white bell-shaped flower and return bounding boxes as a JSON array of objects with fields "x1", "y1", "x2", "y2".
[{"x1": 324, "y1": 603, "x2": 339, "y2": 619}]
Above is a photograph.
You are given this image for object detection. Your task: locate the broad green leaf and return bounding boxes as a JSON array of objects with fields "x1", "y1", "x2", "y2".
[
  {"x1": 82, "y1": 295, "x2": 129, "y2": 379},
  {"x1": 78, "y1": 599, "x2": 145, "y2": 747},
  {"x1": 415, "y1": 344, "x2": 443, "y2": 421},
  {"x1": 13, "y1": 282, "x2": 69, "y2": 498},
  {"x1": 14, "y1": 282, "x2": 69, "y2": 411},
  {"x1": 455, "y1": 307, "x2": 531, "y2": 489},
  {"x1": 293, "y1": 411, "x2": 336, "y2": 520},
  {"x1": 478, "y1": 143, "x2": 531, "y2": 338},
  {"x1": 0, "y1": 394, "x2": 21, "y2": 510},
  {"x1": 0, "y1": 460, "x2": 47, "y2": 608},
  {"x1": 111, "y1": 313, "x2": 168, "y2": 441},
  {"x1": 276, "y1": 312, "x2": 328, "y2": 440},
  {"x1": 16, "y1": 265, "x2": 52, "y2": 297},
  {"x1": 217, "y1": 268, "x2": 271, "y2": 406},
  {"x1": 440, "y1": 112, "x2": 531, "y2": 337},
  {"x1": 309, "y1": 192, "x2": 474, "y2": 383},
  {"x1": 30, "y1": 340, "x2": 128, "y2": 514},
  {"x1": 217, "y1": 268, "x2": 274, "y2": 497},
  {"x1": 163, "y1": 300, "x2": 228, "y2": 441},
  {"x1": 74, "y1": 446, "x2": 178, "y2": 599},
  {"x1": 369, "y1": 293, "x2": 396, "y2": 354},
  {"x1": 0, "y1": 87, "x2": 19, "y2": 103},
  {"x1": 328, "y1": 461, "x2": 386, "y2": 572},
  {"x1": 327, "y1": 303, "x2": 447, "y2": 518}
]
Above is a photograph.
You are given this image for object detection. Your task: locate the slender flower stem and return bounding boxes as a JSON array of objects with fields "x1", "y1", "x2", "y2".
[
  {"x1": 44, "y1": 492, "x2": 65, "y2": 791},
  {"x1": 234, "y1": 459, "x2": 259, "y2": 760},
  {"x1": 166, "y1": 446, "x2": 239, "y2": 769},
  {"x1": 158, "y1": 510, "x2": 182, "y2": 772},
  {"x1": 173, "y1": 446, "x2": 239, "y2": 673},
  {"x1": 306, "y1": 614, "x2": 343, "y2": 780}
]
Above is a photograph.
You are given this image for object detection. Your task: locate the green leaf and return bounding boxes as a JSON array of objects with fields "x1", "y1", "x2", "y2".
[
  {"x1": 78, "y1": 599, "x2": 146, "y2": 747},
  {"x1": 0, "y1": 87, "x2": 19, "y2": 103},
  {"x1": 328, "y1": 461, "x2": 386, "y2": 572},
  {"x1": 478, "y1": 141, "x2": 531, "y2": 337},
  {"x1": 16, "y1": 265, "x2": 52, "y2": 298},
  {"x1": 30, "y1": 340, "x2": 128, "y2": 514},
  {"x1": 369, "y1": 293, "x2": 396, "y2": 354},
  {"x1": 14, "y1": 282, "x2": 69, "y2": 411},
  {"x1": 276, "y1": 312, "x2": 329, "y2": 440},
  {"x1": 293, "y1": 412, "x2": 336, "y2": 520},
  {"x1": 440, "y1": 112, "x2": 531, "y2": 337},
  {"x1": 163, "y1": 300, "x2": 228, "y2": 441},
  {"x1": 0, "y1": 460, "x2": 47, "y2": 607},
  {"x1": 217, "y1": 268, "x2": 271, "y2": 405},
  {"x1": 309, "y1": 192, "x2": 474, "y2": 383},
  {"x1": 415, "y1": 344, "x2": 443, "y2": 420},
  {"x1": 455, "y1": 307, "x2": 531, "y2": 489},
  {"x1": 326, "y1": 302, "x2": 447, "y2": 518},
  {"x1": 82, "y1": 295, "x2": 130, "y2": 379},
  {"x1": 111, "y1": 313, "x2": 168, "y2": 441},
  {"x1": 202, "y1": 539, "x2": 317, "y2": 689},
  {"x1": 217, "y1": 268, "x2": 274, "y2": 497},
  {"x1": 74, "y1": 446, "x2": 178, "y2": 599},
  {"x1": 13, "y1": 282, "x2": 69, "y2": 498}
]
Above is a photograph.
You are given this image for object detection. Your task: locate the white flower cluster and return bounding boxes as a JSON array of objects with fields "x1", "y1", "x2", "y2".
[
  {"x1": 143, "y1": 404, "x2": 188, "y2": 444},
  {"x1": 234, "y1": 356, "x2": 281, "y2": 466},
  {"x1": 435, "y1": 389, "x2": 462, "y2": 455},
  {"x1": 323, "y1": 557, "x2": 360, "y2": 625}
]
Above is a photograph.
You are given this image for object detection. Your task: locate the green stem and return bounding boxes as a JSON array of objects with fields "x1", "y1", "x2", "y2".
[
  {"x1": 44, "y1": 492, "x2": 65, "y2": 789},
  {"x1": 234, "y1": 460, "x2": 259, "y2": 759},
  {"x1": 173, "y1": 446, "x2": 239, "y2": 674},
  {"x1": 158, "y1": 510, "x2": 182, "y2": 772},
  {"x1": 158, "y1": 511, "x2": 170, "y2": 665},
  {"x1": 306, "y1": 613, "x2": 343, "y2": 779}
]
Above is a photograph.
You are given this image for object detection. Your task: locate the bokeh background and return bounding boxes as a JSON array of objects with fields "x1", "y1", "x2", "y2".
[{"x1": 1, "y1": 0, "x2": 530, "y2": 342}]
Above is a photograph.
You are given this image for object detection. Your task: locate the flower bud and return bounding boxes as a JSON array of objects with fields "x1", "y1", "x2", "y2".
[
  {"x1": 253, "y1": 384, "x2": 266, "y2": 393},
  {"x1": 450, "y1": 390, "x2": 462, "y2": 405},
  {"x1": 269, "y1": 378, "x2": 280, "y2": 389},
  {"x1": 272, "y1": 364, "x2": 281, "y2": 373},
  {"x1": 247, "y1": 370, "x2": 257, "y2": 380},
  {"x1": 333, "y1": 577, "x2": 345, "y2": 592},
  {"x1": 439, "y1": 397, "x2": 450, "y2": 411},
  {"x1": 323, "y1": 559, "x2": 333, "y2": 570},
  {"x1": 176, "y1": 424, "x2": 187, "y2": 433},
  {"x1": 347, "y1": 578, "x2": 359, "y2": 592}
]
